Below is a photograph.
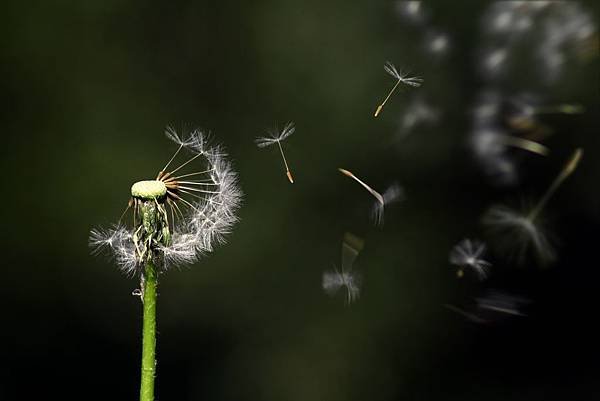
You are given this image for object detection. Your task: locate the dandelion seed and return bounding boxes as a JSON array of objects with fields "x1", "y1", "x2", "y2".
[
  {"x1": 397, "y1": 95, "x2": 440, "y2": 139},
  {"x1": 374, "y1": 62, "x2": 423, "y2": 117},
  {"x1": 338, "y1": 168, "x2": 404, "y2": 226},
  {"x1": 483, "y1": 48, "x2": 508, "y2": 75},
  {"x1": 449, "y1": 239, "x2": 491, "y2": 281},
  {"x1": 483, "y1": 148, "x2": 583, "y2": 265},
  {"x1": 425, "y1": 31, "x2": 450, "y2": 56},
  {"x1": 475, "y1": 290, "x2": 529, "y2": 317},
  {"x1": 444, "y1": 291, "x2": 529, "y2": 324},
  {"x1": 371, "y1": 183, "x2": 404, "y2": 226},
  {"x1": 255, "y1": 122, "x2": 296, "y2": 183},
  {"x1": 443, "y1": 304, "x2": 489, "y2": 324},
  {"x1": 323, "y1": 233, "x2": 364, "y2": 305},
  {"x1": 395, "y1": 1, "x2": 427, "y2": 25}
]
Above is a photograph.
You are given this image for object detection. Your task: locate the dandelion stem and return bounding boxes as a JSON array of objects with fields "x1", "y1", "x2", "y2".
[
  {"x1": 276, "y1": 140, "x2": 294, "y2": 183},
  {"x1": 528, "y1": 148, "x2": 583, "y2": 221},
  {"x1": 375, "y1": 79, "x2": 401, "y2": 117},
  {"x1": 140, "y1": 259, "x2": 158, "y2": 401}
]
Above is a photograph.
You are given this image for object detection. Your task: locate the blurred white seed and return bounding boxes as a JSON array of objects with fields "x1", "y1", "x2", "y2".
[
  {"x1": 449, "y1": 239, "x2": 491, "y2": 280},
  {"x1": 323, "y1": 233, "x2": 364, "y2": 305},
  {"x1": 483, "y1": 149, "x2": 583, "y2": 265}
]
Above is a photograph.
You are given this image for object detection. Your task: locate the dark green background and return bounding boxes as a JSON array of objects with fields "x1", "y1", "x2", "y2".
[{"x1": 1, "y1": 1, "x2": 599, "y2": 400}]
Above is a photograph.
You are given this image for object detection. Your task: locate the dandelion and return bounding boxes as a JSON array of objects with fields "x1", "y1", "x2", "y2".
[
  {"x1": 449, "y1": 239, "x2": 491, "y2": 280},
  {"x1": 90, "y1": 126, "x2": 242, "y2": 401},
  {"x1": 322, "y1": 233, "x2": 364, "y2": 305},
  {"x1": 338, "y1": 168, "x2": 404, "y2": 226},
  {"x1": 374, "y1": 62, "x2": 423, "y2": 117},
  {"x1": 483, "y1": 148, "x2": 583, "y2": 265},
  {"x1": 255, "y1": 122, "x2": 296, "y2": 183}
]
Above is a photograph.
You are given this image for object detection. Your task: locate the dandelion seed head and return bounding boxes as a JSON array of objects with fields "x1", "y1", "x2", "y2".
[{"x1": 90, "y1": 127, "x2": 242, "y2": 275}]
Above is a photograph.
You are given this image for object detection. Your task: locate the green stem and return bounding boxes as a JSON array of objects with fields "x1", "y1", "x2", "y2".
[{"x1": 140, "y1": 260, "x2": 158, "y2": 401}]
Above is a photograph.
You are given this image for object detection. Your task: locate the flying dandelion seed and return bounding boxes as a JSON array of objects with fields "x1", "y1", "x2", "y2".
[
  {"x1": 397, "y1": 95, "x2": 440, "y2": 139},
  {"x1": 338, "y1": 168, "x2": 404, "y2": 226},
  {"x1": 395, "y1": 1, "x2": 427, "y2": 25},
  {"x1": 476, "y1": 290, "x2": 529, "y2": 317},
  {"x1": 483, "y1": 203, "x2": 555, "y2": 265},
  {"x1": 444, "y1": 290, "x2": 529, "y2": 324},
  {"x1": 255, "y1": 122, "x2": 296, "y2": 183},
  {"x1": 374, "y1": 62, "x2": 423, "y2": 117},
  {"x1": 483, "y1": 148, "x2": 583, "y2": 265},
  {"x1": 443, "y1": 304, "x2": 489, "y2": 324},
  {"x1": 371, "y1": 183, "x2": 404, "y2": 226},
  {"x1": 322, "y1": 233, "x2": 364, "y2": 305},
  {"x1": 449, "y1": 239, "x2": 492, "y2": 281},
  {"x1": 424, "y1": 30, "x2": 451, "y2": 56}
]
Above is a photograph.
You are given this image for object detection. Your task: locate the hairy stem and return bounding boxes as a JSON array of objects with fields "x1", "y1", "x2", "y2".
[{"x1": 140, "y1": 260, "x2": 158, "y2": 401}]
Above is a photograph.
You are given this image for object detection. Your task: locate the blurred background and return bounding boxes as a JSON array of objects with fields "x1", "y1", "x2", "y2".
[{"x1": 1, "y1": 1, "x2": 599, "y2": 400}]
